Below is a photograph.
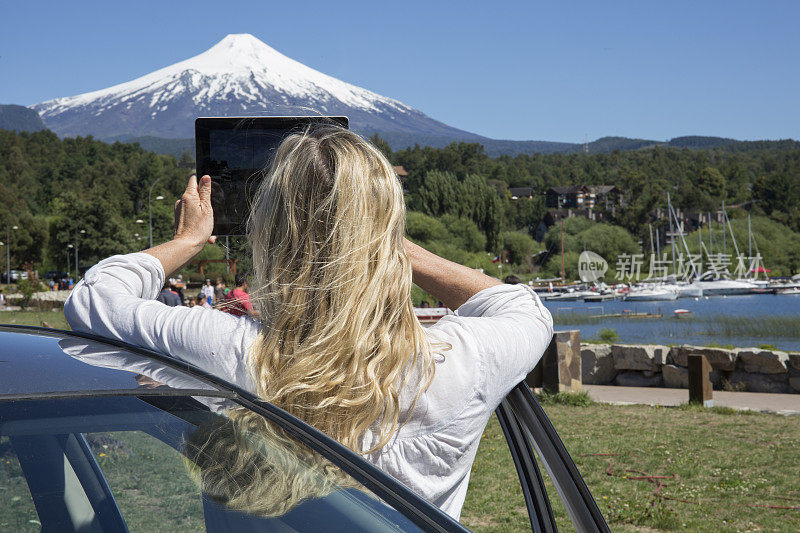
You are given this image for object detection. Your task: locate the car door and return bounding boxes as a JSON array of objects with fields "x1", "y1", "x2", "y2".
[{"x1": 495, "y1": 383, "x2": 610, "y2": 533}]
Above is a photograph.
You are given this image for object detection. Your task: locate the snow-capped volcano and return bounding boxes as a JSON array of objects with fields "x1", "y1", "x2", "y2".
[{"x1": 33, "y1": 33, "x2": 484, "y2": 143}]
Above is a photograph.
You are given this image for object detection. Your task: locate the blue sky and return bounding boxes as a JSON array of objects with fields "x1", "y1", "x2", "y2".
[{"x1": 2, "y1": 0, "x2": 798, "y2": 142}]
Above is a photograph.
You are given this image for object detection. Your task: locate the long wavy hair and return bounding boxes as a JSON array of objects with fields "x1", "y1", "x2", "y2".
[{"x1": 247, "y1": 124, "x2": 435, "y2": 453}]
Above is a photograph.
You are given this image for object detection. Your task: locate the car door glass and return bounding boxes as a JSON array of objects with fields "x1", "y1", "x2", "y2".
[
  {"x1": 0, "y1": 436, "x2": 40, "y2": 531},
  {"x1": 179, "y1": 406, "x2": 424, "y2": 532},
  {"x1": 84, "y1": 431, "x2": 206, "y2": 532},
  {"x1": 461, "y1": 413, "x2": 531, "y2": 531},
  {"x1": 1, "y1": 395, "x2": 430, "y2": 533}
]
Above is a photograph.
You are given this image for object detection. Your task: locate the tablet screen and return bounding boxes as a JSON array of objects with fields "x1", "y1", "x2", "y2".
[{"x1": 196, "y1": 117, "x2": 349, "y2": 236}]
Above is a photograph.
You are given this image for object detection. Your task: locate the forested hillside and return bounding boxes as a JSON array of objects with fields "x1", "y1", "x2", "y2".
[
  {"x1": 0, "y1": 130, "x2": 189, "y2": 271},
  {"x1": 383, "y1": 137, "x2": 800, "y2": 234},
  {"x1": 1, "y1": 128, "x2": 799, "y2": 277}
]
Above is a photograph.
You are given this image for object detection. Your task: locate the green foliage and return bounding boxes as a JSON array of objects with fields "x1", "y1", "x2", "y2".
[
  {"x1": 407, "y1": 209, "x2": 502, "y2": 280},
  {"x1": 409, "y1": 170, "x2": 502, "y2": 248},
  {"x1": 542, "y1": 218, "x2": 640, "y2": 278},
  {"x1": 683, "y1": 216, "x2": 800, "y2": 276},
  {"x1": 4, "y1": 128, "x2": 800, "y2": 282},
  {"x1": 440, "y1": 214, "x2": 486, "y2": 252},
  {"x1": 0, "y1": 130, "x2": 191, "y2": 271},
  {"x1": 405, "y1": 211, "x2": 448, "y2": 243},
  {"x1": 498, "y1": 231, "x2": 537, "y2": 265},
  {"x1": 16, "y1": 278, "x2": 43, "y2": 309},
  {"x1": 595, "y1": 328, "x2": 619, "y2": 344}
]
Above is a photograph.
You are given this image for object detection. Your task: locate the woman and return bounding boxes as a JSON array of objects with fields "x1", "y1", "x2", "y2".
[{"x1": 64, "y1": 125, "x2": 553, "y2": 519}]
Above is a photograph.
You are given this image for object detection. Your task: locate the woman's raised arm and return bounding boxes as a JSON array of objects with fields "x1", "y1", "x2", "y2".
[{"x1": 404, "y1": 239, "x2": 502, "y2": 310}]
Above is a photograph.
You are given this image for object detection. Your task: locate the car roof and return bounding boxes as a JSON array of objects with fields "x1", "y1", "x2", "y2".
[{"x1": 0, "y1": 325, "x2": 230, "y2": 400}]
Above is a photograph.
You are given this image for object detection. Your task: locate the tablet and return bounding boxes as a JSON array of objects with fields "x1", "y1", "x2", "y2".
[{"x1": 195, "y1": 116, "x2": 349, "y2": 236}]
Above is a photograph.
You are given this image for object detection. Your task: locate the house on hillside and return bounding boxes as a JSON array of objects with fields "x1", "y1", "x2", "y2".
[
  {"x1": 393, "y1": 166, "x2": 408, "y2": 181},
  {"x1": 545, "y1": 185, "x2": 621, "y2": 210},
  {"x1": 509, "y1": 187, "x2": 535, "y2": 199}
]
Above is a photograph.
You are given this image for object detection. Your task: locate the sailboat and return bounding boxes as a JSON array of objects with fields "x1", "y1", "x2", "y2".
[
  {"x1": 694, "y1": 204, "x2": 758, "y2": 296},
  {"x1": 662, "y1": 194, "x2": 704, "y2": 298}
]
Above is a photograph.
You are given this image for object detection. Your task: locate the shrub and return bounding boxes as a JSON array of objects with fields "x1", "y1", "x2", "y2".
[{"x1": 596, "y1": 328, "x2": 619, "y2": 344}]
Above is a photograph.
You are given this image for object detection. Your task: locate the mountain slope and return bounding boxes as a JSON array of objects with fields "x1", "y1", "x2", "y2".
[
  {"x1": 33, "y1": 34, "x2": 491, "y2": 143},
  {"x1": 0, "y1": 104, "x2": 46, "y2": 132}
]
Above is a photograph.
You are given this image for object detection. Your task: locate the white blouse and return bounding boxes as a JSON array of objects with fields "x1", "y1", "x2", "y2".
[{"x1": 64, "y1": 252, "x2": 553, "y2": 519}]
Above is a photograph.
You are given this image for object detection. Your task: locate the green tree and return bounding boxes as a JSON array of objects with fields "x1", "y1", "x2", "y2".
[{"x1": 499, "y1": 231, "x2": 537, "y2": 266}]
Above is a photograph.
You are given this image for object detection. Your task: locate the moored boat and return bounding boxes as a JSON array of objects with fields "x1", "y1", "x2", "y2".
[
  {"x1": 776, "y1": 287, "x2": 800, "y2": 295},
  {"x1": 624, "y1": 286, "x2": 679, "y2": 301},
  {"x1": 695, "y1": 273, "x2": 757, "y2": 296}
]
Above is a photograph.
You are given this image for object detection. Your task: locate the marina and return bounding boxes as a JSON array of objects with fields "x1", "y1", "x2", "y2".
[{"x1": 544, "y1": 292, "x2": 800, "y2": 351}]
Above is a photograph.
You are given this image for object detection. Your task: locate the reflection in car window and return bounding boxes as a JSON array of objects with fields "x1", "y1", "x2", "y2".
[
  {"x1": 0, "y1": 395, "x2": 425, "y2": 532},
  {"x1": 0, "y1": 437, "x2": 40, "y2": 531},
  {"x1": 86, "y1": 431, "x2": 206, "y2": 531},
  {"x1": 184, "y1": 406, "x2": 423, "y2": 531}
]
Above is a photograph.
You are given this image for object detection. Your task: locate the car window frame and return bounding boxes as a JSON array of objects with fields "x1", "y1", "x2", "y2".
[
  {"x1": 1, "y1": 325, "x2": 469, "y2": 533},
  {"x1": 499, "y1": 383, "x2": 611, "y2": 533}
]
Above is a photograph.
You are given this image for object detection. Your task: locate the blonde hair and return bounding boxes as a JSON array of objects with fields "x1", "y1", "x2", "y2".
[{"x1": 247, "y1": 124, "x2": 435, "y2": 453}]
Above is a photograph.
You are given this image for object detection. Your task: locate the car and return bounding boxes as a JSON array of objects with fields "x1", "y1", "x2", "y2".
[{"x1": 0, "y1": 324, "x2": 609, "y2": 532}]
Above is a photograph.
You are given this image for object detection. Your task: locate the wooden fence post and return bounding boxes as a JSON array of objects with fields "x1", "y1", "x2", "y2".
[{"x1": 688, "y1": 354, "x2": 713, "y2": 407}]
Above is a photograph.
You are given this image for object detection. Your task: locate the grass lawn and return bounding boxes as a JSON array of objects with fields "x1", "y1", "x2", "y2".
[
  {"x1": 462, "y1": 401, "x2": 800, "y2": 532},
  {"x1": 0, "y1": 309, "x2": 70, "y2": 330}
]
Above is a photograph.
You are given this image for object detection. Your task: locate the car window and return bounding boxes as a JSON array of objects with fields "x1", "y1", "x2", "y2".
[
  {"x1": 0, "y1": 436, "x2": 40, "y2": 531},
  {"x1": 0, "y1": 395, "x2": 428, "y2": 532},
  {"x1": 461, "y1": 414, "x2": 532, "y2": 531},
  {"x1": 83, "y1": 431, "x2": 205, "y2": 532}
]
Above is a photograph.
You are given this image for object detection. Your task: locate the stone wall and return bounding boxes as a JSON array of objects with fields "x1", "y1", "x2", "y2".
[{"x1": 581, "y1": 343, "x2": 800, "y2": 394}]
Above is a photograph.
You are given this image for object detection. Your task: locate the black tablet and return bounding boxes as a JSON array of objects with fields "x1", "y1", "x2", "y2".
[{"x1": 195, "y1": 116, "x2": 349, "y2": 236}]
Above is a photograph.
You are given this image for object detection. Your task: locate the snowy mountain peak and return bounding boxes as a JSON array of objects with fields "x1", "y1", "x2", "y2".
[{"x1": 31, "y1": 34, "x2": 478, "y2": 144}]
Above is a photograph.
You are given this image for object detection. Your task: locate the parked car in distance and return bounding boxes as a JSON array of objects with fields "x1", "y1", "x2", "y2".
[
  {"x1": 0, "y1": 325, "x2": 609, "y2": 532},
  {"x1": 1, "y1": 270, "x2": 28, "y2": 283}
]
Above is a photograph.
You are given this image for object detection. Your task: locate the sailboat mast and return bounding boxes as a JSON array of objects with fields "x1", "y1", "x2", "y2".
[
  {"x1": 656, "y1": 227, "x2": 661, "y2": 260},
  {"x1": 560, "y1": 219, "x2": 565, "y2": 282},
  {"x1": 722, "y1": 201, "x2": 726, "y2": 253},
  {"x1": 708, "y1": 212, "x2": 714, "y2": 253},
  {"x1": 669, "y1": 201, "x2": 696, "y2": 277},
  {"x1": 667, "y1": 192, "x2": 677, "y2": 274}
]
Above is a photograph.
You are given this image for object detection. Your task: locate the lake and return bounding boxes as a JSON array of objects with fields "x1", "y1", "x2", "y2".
[{"x1": 544, "y1": 293, "x2": 800, "y2": 351}]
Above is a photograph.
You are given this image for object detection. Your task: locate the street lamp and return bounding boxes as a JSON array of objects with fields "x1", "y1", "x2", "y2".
[
  {"x1": 6, "y1": 225, "x2": 18, "y2": 285},
  {"x1": 67, "y1": 244, "x2": 74, "y2": 278},
  {"x1": 148, "y1": 178, "x2": 163, "y2": 248},
  {"x1": 75, "y1": 229, "x2": 86, "y2": 278}
]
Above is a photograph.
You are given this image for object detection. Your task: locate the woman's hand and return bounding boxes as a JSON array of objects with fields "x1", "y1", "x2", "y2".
[
  {"x1": 173, "y1": 174, "x2": 216, "y2": 248},
  {"x1": 143, "y1": 175, "x2": 216, "y2": 278}
]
